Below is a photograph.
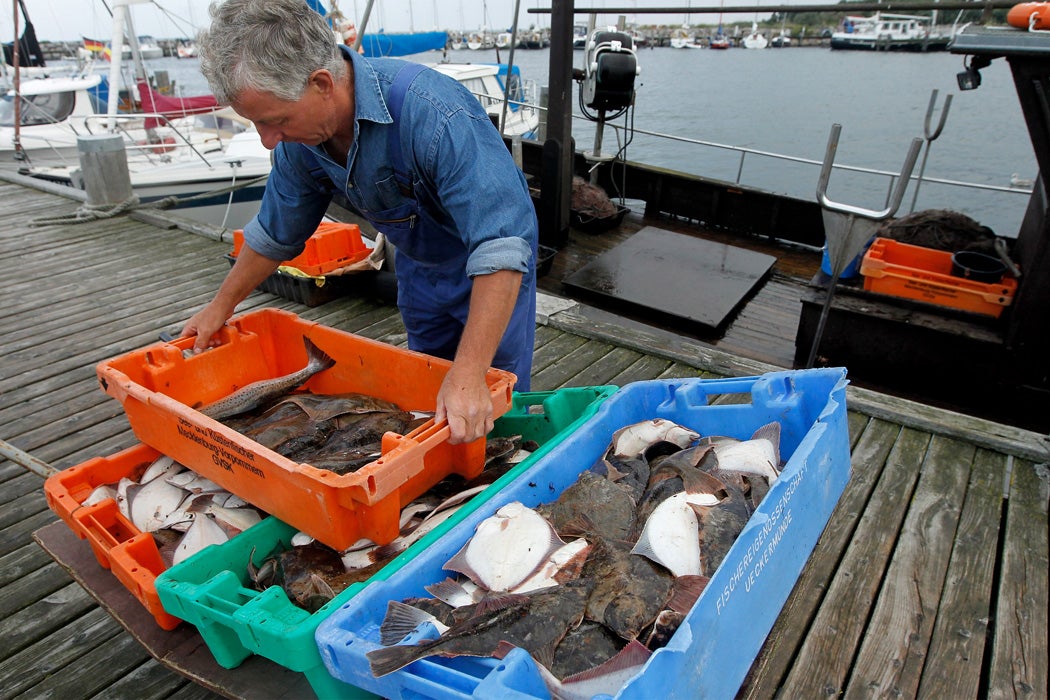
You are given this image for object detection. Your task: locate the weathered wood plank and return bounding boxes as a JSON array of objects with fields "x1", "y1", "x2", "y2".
[
  {"x1": 0, "y1": 581, "x2": 98, "y2": 658},
  {"x1": 553, "y1": 345, "x2": 644, "y2": 388},
  {"x1": 605, "y1": 354, "x2": 674, "y2": 386},
  {"x1": 988, "y1": 461, "x2": 1049, "y2": 699},
  {"x1": 843, "y1": 435, "x2": 977, "y2": 699},
  {"x1": 0, "y1": 542, "x2": 52, "y2": 587},
  {"x1": 20, "y1": 624, "x2": 158, "y2": 699},
  {"x1": 0, "y1": 607, "x2": 124, "y2": 696},
  {"x1": 532, "y1": 338, "x2": 620, "y2": 389},
  {"x1": 778, "y1": 427, "x2": 932, "y2": 696},
  {"x1": 530, "y1": 331, "x2": 589, "y2": 377},
  {"x1": 742, "y1": 418, "x2": 902, "y2": 698},
  {"x1": 918, "y1": 449, "x2": 1009, "y2": 698},
  {"x1": 0, "y1": 561, "x2": 73, "y2": 619},
  {"x1": 84, "y1": 659, "x2": 202, "y2": 700}
]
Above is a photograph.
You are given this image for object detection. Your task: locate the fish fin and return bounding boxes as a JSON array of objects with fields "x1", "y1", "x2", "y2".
[
  {"x1": 558, "y1": 513, "x2": 598, "y2": 539},
  {"x1": 366, "y1": 641, "x2": 432, "y2": 678},
  {"x1": 302, "y1": 336, "x2": 337, "y2": 373},
  {"x1": 370, "y1": 541, "x2": 405, "y2": 563},
  {"x1": 492, "y1": 640, "x2": 520, "y2": 660},
  {"x1": 751, "y1": 421, "x2": 782, "y2": 468},
  {"x1": 562, "y1": 638, "x2": 651, "y2": 685},
  {"x1": 471, "y1": 592, "x2": 529, "y2": 619},
  {"x1": 531, "y1": 640, "x2": 558, "y2": 671},
  {"x1": 424, "y1": 577, "x2": 474, "y2": 607},
  {"x1": 379, "y1": 600, "x2": 440, "y2": 645},
  {"x1": 602, "y1": 459, "x2": 627, "y2": 483},
  {"x1": 667, "y1": 574, "x2": 709, "y2": 614}
]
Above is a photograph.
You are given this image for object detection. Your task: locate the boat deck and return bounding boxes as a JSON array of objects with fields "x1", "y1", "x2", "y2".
[{"x1": 1, "y1": 177, "x2": 1046, "y2": 699}]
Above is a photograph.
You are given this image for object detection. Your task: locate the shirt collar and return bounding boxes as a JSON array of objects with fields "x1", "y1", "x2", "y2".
[{"x1": 340, "y1": 44, "x2": 393, "y2": 126}]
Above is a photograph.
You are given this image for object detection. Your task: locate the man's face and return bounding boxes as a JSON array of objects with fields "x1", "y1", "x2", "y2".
[{"x1": 233, "y1": 73, "x2": 336, "y2": 150}]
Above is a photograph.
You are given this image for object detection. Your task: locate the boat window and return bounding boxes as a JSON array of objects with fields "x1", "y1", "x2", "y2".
[{"x1": 0, "y1": 90, "x2": 76, "y2": 127}]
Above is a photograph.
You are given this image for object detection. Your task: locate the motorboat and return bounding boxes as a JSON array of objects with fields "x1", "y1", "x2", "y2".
[
  {"x1": 830, "y1": 13, "x2": 950, "y2": 51},
  {"x1": 175, "y1": 40, "x2": 198, "y2": 59},
  {"x1": 1, "y1": 73, "x2": 105, "y2": 161},
  {"x1": 429, "y1": 62, "x2": 539, "y2": 138},
  {"x1": 120, "y1": 35, "x2": 164, "y2": 60}
]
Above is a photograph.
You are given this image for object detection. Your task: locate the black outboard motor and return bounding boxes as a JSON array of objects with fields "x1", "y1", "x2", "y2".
[{"x1": 581, "y1": 29, "x2": 640, "y2": 112}]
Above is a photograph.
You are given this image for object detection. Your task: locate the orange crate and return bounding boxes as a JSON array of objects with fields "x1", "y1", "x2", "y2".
[
  {"x1": 43, "y1": 443, "x2": 182, "y2": 630},
  {"x1": 859, "y1": 237, "x2": 1017, "y2": 318},
  {"x1": 231, "y1": 222, "x2": 370, "y2": 277},
  {"x1": 95, "y1": 308, "x2": 516, "y2": 551}
]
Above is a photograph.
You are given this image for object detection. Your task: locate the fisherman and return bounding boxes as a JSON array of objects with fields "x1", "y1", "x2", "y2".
[{"x1": 181, "y1": 0, "x2": 538, "y2": 445}]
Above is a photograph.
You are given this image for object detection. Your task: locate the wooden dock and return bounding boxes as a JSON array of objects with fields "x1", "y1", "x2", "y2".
[{"x1": 1, "y1": 176, "x2": 1046, "y2": 699}]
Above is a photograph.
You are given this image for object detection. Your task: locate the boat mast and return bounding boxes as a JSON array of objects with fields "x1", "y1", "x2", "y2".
[{"x1": 12, "y1": 0, "x2": 23, "y2": 161}]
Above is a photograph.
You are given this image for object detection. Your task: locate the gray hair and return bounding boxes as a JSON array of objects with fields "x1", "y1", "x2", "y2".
[{"x1": 197, "y1": 0, "x2": 347, "y2": 104}]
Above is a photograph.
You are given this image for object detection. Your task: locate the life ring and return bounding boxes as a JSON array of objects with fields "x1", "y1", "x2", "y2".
[{"x1": 1007, "y1": 2, "x2": 1050, "y2": 30}]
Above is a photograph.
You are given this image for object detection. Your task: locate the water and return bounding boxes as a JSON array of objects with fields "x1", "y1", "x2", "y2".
[{"x1": 147, "y1": 47, "x2": 1037, "y2": 238}]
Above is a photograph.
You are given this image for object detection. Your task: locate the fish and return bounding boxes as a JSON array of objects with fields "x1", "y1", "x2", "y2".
[
  {"x1": 710, "y1": 421, "x2": 782, "y2": 483},
  {"x1": 542, "y1": 470, "x2": 637, "y2": 542},
  {"x1": 644, "y1": 609, "x2": 685, "y2": 651},
  {"x1": 630, "y1": 491, "x2": 702, "y2": 577},
  {"x1": 549, "y1": 620, "x2": 626, "y2": 680},
  {"x1": 539, "y1": 638, "x2": 652, "y2": 699},
  {"x1": 424, "y1": 577, "x2": 482, "y2": 608},
  {"x1": 199, "y1": 336, "x2": 336, "y2": 421},
  {"x1": 171, "y1": 512, "x2": 229, "y2": 566},
  {"x1": 125, "y1": 474, "x2": 192, "y2": 533},
  {"x1": 511, "y1": 538, "x2": 591, "y2": 593},
  {"x1": 379, "y1": 600, "x2": 451, "y2": 646},
  {"x1": 610, "y1": 419, "x2": 699, "y2": 459},
  {"x1": 367, "y1": 578, "x2": 594, "y2": 677},
  {"x1": 444, "y1": 502, "x2": 566, "y2": 592},
  {"x1": 581, "y1": 538, "x2": 675, "y2": 642}
]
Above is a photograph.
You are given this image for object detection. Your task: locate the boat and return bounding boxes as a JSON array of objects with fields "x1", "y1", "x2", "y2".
[
  {"x1": 742, "y1": 21, "x2": 769, "y2": 49},
  {"x1": 573, "y1": 24, "x2": 589, "y2": 49},
  {"x1": 428, "y1": 61, "x2": 539, "y2": 138},
  {"x1": 119, "y1": 35, "x2": 164, "y2": 60},
  {"x1": 670, "y1": 28, "x2": 702, "y2": 49},
  {"x1": 495, "y1": 31, "x2": 513, "y2": 49},
  {"x1": 709, "y1": 33, "x2": 731, "y2": 49},
  {"x1": 356, "y1": 30, "x2": 447, "y2": 57},
  {"x1": 830, "y1": 13, "x2": 950, "y2": 52},
  {"x1": 175, "y1": 40, "x2": 197, "y2": 59},
  {"x1": 1, "y1": 73, "x2": 105, "y2": 160}
]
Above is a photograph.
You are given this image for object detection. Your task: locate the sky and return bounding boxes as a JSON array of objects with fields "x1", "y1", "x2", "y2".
[{"x1": 3, "y1": 1, "x2": 776, "y2": 43}]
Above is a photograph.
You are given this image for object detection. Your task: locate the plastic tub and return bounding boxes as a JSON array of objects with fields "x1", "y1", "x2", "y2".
[
  {"x1": 154, "y1": 387, "x2": 616, "y2": 699},
  {"x1": 315, "y1": 368, "x2": 852, "y2": 699},
  {"x1": 43, "y1": 443, "x2": 184, "y2": 630},
  {"x1": 95, "y1": 308, "x2": 516, "y2": 550}
]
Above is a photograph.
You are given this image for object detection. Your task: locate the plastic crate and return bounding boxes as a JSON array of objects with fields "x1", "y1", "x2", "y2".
[
  {"x1": 231, "y1": 223, "x2": 371, "y2": 277},
  {"x1": 154, "y1": 387, "x2": 616, "y2": 700},
  {"x1": 95, "y1": 308, "x2": 516, "y2": 551},
  {"x1": 43, "y1": 443, "x2": 183, "y2": 630},
  {"x1": 859, "y1": 237, "x2": 1017, "y2": 317},
  {"x1": 315, "y1": 368, "x2": 851, "y2": 699},
  {"x1": 224, "y1": 254, "x2": 350, "y2": 307}
]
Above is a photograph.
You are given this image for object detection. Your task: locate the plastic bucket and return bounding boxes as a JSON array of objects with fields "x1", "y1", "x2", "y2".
[{"x1": 950, "y1": 250, "x2": 1006, "y2": 283}]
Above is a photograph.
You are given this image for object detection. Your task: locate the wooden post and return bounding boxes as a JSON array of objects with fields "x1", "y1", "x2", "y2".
[
  {"x1": 539, "y1": 0, "x2": 574, "y2": 249},
  {"x1": 76, "y1": 134, "x2": 134, "y2": 208}
]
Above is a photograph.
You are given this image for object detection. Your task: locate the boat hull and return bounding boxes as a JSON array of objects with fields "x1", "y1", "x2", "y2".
[{"x1": 830, "y1": 34, "x2": 949, "y2": 51}]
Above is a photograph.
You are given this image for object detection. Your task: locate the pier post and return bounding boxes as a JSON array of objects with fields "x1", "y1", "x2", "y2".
[
  {"x1": 539, "y1": 0, "x2": 574, "y2": 248},
  {"x1": 75, "y1": 134, "x2": 134, "y2": 208}
]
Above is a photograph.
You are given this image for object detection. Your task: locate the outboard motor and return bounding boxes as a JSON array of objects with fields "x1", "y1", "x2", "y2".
[{"x1": 581, "y1": 29, "x2": 640, "y2": 112}]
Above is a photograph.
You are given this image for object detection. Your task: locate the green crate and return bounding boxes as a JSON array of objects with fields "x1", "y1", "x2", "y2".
[{"x1": 154, "y1": 386, "x2": 616, "y2": 699}]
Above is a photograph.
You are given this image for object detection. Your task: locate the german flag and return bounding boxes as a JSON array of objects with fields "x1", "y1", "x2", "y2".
[{"x1": 82, "y1": 37, "x2": 112, "y2": 60}]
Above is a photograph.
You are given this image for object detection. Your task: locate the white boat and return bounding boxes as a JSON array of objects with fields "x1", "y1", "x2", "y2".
[
  {"x1": 429, "y1": 62, "x2": 539, "y2": 138},
  {"x1": 120, "y1": 35, "x2": 164, "y2": 60},
  {"x1": 175, "y1": 40, "x2": 197, "y2": 59},
  {"x1": 670, "y1": 28, "x2": 701, "y2": 49},
  {"x1": 742, "y1": 22, "x2": 769, "y2": 49},
  {"x1": 830, "y1": 13, "x2": 950, "y2": 52},
  {"x1": 1, "y1": 73, "x2": 105, "y2": 160},
  {"x1": 495, "y1": 32, "x2": 513, "y2": 49}
]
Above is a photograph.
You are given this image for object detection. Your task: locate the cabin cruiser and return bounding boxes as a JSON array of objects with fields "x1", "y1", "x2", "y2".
[{"x1": 830, "y1": 13, "x2": 950, "y2": 52}]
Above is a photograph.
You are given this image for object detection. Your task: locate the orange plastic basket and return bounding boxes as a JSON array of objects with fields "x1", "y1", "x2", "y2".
[
  {"x1": 859, "y1": 237, "x2": 1017, "y2": 318},
  {"x1": 43, "y1": 443, "x2": 182, "y2": 630},
  {"x1": 231, "y1": 222, "x2": 370, "y2": 276},
  {"x1": 95, "y1": 309, "x2": 516, "y2": 550}
]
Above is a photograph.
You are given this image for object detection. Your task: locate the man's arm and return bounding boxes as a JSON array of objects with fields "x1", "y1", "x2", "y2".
[
  {"x1": 435, "y1": 269, "x2": 523, "y2": 444},
  {"x1": 180, "y1": 246, "x2": 282, "y2": 352}
]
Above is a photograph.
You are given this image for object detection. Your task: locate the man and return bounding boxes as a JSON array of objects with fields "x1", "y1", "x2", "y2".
[{"x1": 182, "y1": 0, "x2": 538, "y2": 445}]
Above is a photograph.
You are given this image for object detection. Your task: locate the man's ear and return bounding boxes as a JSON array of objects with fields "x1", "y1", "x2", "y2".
[{"x1": 308, "y1": 69, "x2": 336, "y2": 97}]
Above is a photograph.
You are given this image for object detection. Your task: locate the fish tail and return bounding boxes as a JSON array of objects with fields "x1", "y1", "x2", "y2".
[
  {"x1": 302, "y1": 336, "x2": 336, "y2": 372},
  {"x1": 366, "y1": 642, "x2": 429, "y2": 677}
]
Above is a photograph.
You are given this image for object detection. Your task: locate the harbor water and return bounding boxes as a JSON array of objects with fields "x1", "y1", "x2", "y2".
[{"x1": 129, "y1": 46, "x2": 1039, "y2": 238}]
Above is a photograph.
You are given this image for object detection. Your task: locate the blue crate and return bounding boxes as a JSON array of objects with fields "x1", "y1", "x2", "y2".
[{"x1": 315, "y1": 368, "x2": 851, "y2": 699}]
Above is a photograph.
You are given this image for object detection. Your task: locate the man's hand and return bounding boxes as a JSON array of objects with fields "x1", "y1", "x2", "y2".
[
  {"x1": 180, "y1": 245, "x2": 282, "y2": 353},
  {"x1": 435, "y1": 364, "x2": 494, "y2": 444}
]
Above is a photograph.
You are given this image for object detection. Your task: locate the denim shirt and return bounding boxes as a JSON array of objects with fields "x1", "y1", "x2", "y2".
[{"x1": 242, "y1": 46, "x2": 536, "y2": 279}]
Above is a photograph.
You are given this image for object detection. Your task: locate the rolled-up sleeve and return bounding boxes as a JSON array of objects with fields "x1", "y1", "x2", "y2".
[
  {"x1": 242, "y1": 144, "x2": 333, "y2": 261},
  {"x1": 466, "y1": 236, "x2": 533, "y2": 277}
]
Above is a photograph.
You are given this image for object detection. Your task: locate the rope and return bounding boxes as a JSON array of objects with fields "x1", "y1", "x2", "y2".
[{"x1": 27, "y1": 173, "x2": 270, "y2": 227}]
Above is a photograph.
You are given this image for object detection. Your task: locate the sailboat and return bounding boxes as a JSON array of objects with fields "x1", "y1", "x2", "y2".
[
  {"x1": 709, "y1": 0, "x2": 731, "y2": 49},
  {"x1": 742, "y1": 21, "x2": 769, "y2": 49}
]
